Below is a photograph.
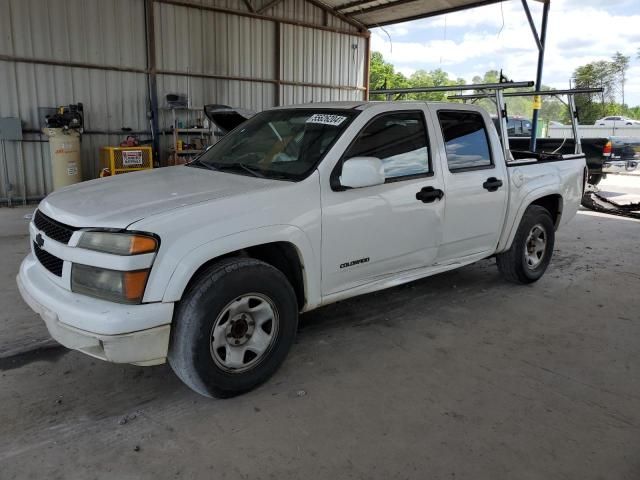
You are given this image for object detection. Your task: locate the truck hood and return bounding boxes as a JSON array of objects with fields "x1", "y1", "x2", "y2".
[{"x1": 39, "y1": 166, "x2": 281, "y2": 229}]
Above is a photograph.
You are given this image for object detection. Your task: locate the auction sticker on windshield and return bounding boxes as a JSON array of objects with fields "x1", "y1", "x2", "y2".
[{"x1": 306, "y1": 114, "x2": 347, "y2": 126}]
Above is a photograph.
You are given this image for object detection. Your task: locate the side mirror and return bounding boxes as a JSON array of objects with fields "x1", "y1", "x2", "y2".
[{"x1": 339, "y1": 157, "x2": 385, "y2": 189}]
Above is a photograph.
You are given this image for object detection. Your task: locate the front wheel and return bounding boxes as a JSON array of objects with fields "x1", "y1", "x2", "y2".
[
  {"x1": 496, "y1": 205, "x2": 555, "y2": 284},
  {"x1": 168, "y1": 257, "x2": 299, "y2": 398}
]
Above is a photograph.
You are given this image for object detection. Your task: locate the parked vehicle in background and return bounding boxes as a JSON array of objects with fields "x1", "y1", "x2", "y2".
[
  {"x1": 18, "y1": 101, "x2": 586, "y2": 398},
  {"x1": 506, "y1": 116, "x2": 533, "y2": 137},
  {"x1": 595, "y1": 116, "x2": 640, "y2": 126}
]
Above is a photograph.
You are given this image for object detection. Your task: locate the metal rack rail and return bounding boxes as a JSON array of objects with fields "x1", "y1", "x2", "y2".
[{"x1": 371, "y1": 80, "x2": 534, "y2": 162}]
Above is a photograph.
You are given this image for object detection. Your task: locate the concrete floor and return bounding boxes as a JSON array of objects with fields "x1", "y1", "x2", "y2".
[{"x1": 1, "y1": 176, "x2": 639, "y2": 480}]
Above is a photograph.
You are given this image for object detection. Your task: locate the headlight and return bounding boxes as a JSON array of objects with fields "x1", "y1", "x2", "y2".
[
  {"x1": 77, "y1": 231, "x2": 158, "y2": 255},
  {"x1": 72, "y1": 264, "x2": 150, "y2": 304}
]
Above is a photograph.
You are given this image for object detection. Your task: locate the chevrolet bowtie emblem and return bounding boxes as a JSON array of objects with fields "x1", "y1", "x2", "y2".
[{"x1": 35, "y1": 233, "x2": 44, "y2": 248}]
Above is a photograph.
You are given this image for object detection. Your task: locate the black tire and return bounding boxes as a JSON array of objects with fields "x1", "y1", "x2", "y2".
[
  {"x1": 496, "y1": 205, "x2": 555, "y2": 284},
  {"x1": 168, "y1": 257, "x2": 298, "y2": 398}
]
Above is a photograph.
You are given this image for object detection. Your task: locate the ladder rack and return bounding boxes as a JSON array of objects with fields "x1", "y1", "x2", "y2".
[
  {"x1": 370, "y1": 81, "x2": 534, "y2": 161},
  {"x1": 370, "y1": 82, "x2": 604, "y2": 157}
]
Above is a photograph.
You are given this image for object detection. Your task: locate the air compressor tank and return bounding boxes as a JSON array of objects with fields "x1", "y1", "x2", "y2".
[
  {"x1": 42, "y1": 103, "x2": 84, "y2": 190},
  {"x1": 42, "y1": 127, "x2": 82, "y2": 190}
]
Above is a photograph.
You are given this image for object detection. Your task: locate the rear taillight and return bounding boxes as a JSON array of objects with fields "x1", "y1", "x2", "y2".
[{"x1": 603, "y1": 140, "x2": 612, "y2": 157}]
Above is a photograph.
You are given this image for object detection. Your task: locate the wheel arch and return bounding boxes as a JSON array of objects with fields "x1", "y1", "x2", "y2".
[
  {"x1": 162, "y1": 226, "x2": 319, "y2": 311},
  {"x1": 498, "y1": 189, "x2": 563, "y2": 252},
  {"x1": 530, "y1": 193, "x2": 563, "y2": 228},
  {"x1": 186, "y1": 242, "x2": 306, "y2": 309}
]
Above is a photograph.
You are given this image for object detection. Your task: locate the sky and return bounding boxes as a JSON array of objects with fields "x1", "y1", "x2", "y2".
[{"x1": 370, "y1": 0, "x2": 640, "y2": 106}]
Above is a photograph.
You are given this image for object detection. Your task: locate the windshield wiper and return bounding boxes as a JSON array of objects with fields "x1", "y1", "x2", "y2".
[{"x1": 212, "y1": 162, "x2": 266, "y2": 178}]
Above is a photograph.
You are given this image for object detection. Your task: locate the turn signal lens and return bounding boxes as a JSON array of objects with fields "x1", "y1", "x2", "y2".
[
  {"x1": 78, "y1": 232, "x2": 158, "y2": 255},
  {"x1": 130, "y1": 235, "x2": 158, "y2": 255},
  {"x1": 123, "y1": 270, "x2": 150, "y2": 302},
  {"x1": 603, "y1": 140, "x2": 612, "y2": 157}
]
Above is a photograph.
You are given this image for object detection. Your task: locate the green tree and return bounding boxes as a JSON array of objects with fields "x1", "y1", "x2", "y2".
[
  {"x1": 369, "y1": 52, "x2": 409, "y2": 99},
  {"x1": 611, "y1": 51, "x2": 630, "y2": 105},
  {"x1": 406, "y1": 68, "x2": 464, "y2": 101},
  {"x1": 472, "y1": 70, "x2": 500, "y2": 85},
  {"x1": 366, "y1": 53, "x2": 639, "y2": 125},
  {"x1": 572, "y1": 60, "x2": 620, "y2": 123}
]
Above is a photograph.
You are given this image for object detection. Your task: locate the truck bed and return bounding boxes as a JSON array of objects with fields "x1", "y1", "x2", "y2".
[{"x1": 508, "y1": 137, "x2": 606, "y2": 171}]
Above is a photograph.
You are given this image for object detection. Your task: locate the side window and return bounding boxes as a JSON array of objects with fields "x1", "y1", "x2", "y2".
[
  {"x1": 343, "y1": 111, "x2": 430, "y2": 179},
  {"x1": 437, "y1": 110, "x2": 493, "y2": 171}
]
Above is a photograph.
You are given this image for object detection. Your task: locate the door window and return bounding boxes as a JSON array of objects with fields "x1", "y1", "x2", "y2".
[
  {"x1": 438, "y1": 110, "x2": 493, "y2": 171},
  {"x1": 343, "y1": 111, "x2": 431, "y2": 180}
]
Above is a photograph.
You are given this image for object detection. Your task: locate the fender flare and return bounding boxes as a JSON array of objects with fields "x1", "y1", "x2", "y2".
[
  {"x1": 498, "y1": 184, "x2": 562, "y2": 252},
  {"x1": 161, "y1": 224, "x2": 320, "y2": 310}
]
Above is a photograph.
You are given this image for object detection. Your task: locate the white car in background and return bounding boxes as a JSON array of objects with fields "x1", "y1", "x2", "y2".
[{"x1": 595, "y1": 116, "x2": 640, "y2": 126}]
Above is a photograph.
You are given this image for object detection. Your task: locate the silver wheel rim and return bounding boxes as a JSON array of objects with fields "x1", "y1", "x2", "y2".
[
  {"x1": 210, "y1": 293, "x2": 279, "y2": 373},
  {"x1": 524, "y1": 224, "x2": 547, "y2": 269}
]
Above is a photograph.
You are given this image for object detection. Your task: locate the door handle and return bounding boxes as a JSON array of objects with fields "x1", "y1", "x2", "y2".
[
  {"x1": 482, "y1": 177, "x2": 503, "y2": 192},
  {"x1": 416, "y1": 186, "x2": 444, "y2": 203}
]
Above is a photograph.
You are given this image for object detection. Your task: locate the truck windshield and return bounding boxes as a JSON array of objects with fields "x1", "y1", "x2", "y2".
[{"x1": 190, "y1": 109, "x2": 358, "y2": 181}]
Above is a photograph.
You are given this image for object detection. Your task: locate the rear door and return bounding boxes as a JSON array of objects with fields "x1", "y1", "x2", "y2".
[
  {"x1": 320, "y1": 107, "x2": 445, "y2": 296},
  {"x1": 431, "y1": 108, "x2": 508, "y2": 262}
]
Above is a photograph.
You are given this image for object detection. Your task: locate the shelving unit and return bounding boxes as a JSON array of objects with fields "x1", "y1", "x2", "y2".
[{"x1": 160, "y1": 106, "x2": 212, "y2": 165}]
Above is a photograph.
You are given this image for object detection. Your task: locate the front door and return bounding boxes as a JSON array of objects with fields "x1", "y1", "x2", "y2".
[
  {"x1": 432, "y1": 108, "x2": 508, "y2": 262},
  {"x1": 320, "y1": 109, "x2": 445, "y2": 296}
]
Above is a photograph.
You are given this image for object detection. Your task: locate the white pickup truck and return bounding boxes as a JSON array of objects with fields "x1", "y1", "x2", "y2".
[{"x1": 18, "y1": 101, "x2": 587, "y2": 397}]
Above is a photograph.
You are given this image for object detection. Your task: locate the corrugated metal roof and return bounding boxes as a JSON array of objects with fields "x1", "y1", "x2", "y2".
[{"x1": 326, "y1": 0, "x2": 545, "y2": 28}]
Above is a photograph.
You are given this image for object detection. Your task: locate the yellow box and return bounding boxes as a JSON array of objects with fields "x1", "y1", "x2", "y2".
[{"x1": 99, "y1": 146, "x2": 153, "y2": 175}]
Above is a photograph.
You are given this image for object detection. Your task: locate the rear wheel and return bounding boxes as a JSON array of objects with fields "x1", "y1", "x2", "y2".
[
  {"x1": 168, "y1": 257, "x2": 298, "y2": 398},
  {"x1": 496, "y1": 205, "x2": 555, "y2": 284}
]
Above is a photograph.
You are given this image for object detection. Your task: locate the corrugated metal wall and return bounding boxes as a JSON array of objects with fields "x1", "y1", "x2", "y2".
[
  {"x1": 0, "y1": 0, "x2": 368, "y2": 204},
  {"x1": 0, "y1": 0, "x2": 149, "y2": 203}
]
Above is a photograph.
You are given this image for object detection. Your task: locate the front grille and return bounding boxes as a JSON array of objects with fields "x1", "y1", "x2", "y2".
[
  {"x1": 33, "y1": 242, "x2": 63, "y2": 277},
  {"x1": 33, "y1": 210, "x2": 78, "y2": 244}
]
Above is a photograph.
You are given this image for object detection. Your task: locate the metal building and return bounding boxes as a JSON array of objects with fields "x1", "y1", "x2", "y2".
[
  {"x1": 0, "y1": 0, "x2": 543, "y2": 204},
  {"x1": 0, "y1": 0, "x2": 369, "y2": 204}
]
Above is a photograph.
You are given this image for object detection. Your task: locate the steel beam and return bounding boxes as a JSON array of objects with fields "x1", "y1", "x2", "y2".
[
  {"x1": 363, "y1": 35, "x2": 371, "y2": 100},
  {"x1": 144, "y1": 0, "x2": 161, "y2": 166},
  {"x1": 528, "y1": 0, "x2": 550, "y2": 152},
  {"x1": 355, "y1": 0, "x2": 503, "y2": 27},
  {"x1": 256, "y1": 0, "x2": 285, "y2": 13},
  {"x1": 241, "y1": 0, "x2": 256, "y2": 12},
  {"x1": 0, "y1": 54, "x2": 147, "y2": 75},
  {"x1": 521, "y1": 0, "x2": 542, "y2": 51},
  {"x1": 302, "y1": 0, "x2": 368, "y2": 31},
  {"x1": 155, "y1": 0, "x2": 369, "y2": 36},
  {"x1": 275, "y1": 21, "x2": 282, "y2": 105},
  {"x1": 157, "y1": 68, "x2": 365, "y2": 91}
]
